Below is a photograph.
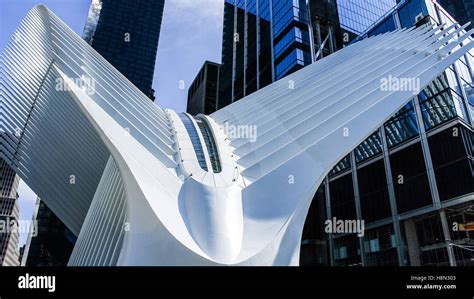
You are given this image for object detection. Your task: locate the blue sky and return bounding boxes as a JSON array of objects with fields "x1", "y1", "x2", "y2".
[{"x1": 0, "y1": 0, "x2": 224, "y2": 246}]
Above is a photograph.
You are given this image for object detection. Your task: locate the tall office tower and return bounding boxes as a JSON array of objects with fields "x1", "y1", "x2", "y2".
[
  {"x1": 437, "y1": 0, "x2": 474, "y2": 27},
  {"x1": 82, "y1": 0, "x2": 165, "y2": 100},
  {"x1": 301, "y1": 0, "x2": 474, "y2": 267},
  {"x1": 217, "y1": 0, "x2": 394, "y2": 110},
  {"x1": 0, "y1": 160, "x2": 20, "y2": 266},
  {"x1": 218, "y1": 0, "x2": 314, "y2": 109},
  {"x1": 187, "y1": 61, "x2": 221, "y2": 116}
]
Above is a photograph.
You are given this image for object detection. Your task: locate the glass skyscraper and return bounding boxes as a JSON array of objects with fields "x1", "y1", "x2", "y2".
[
  {"x1": 82, "y1": 0, "x2": 165, "y2": 100},
  {"x1": 217, "y1": 0, "x2": 395, "y2": 110},
  {"x1": 218, "y1": 0, "x2": 313, "y2": 109}
]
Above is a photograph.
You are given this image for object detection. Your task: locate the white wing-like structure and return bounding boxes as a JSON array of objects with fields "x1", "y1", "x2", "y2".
[{"x1": 1, "y1": 5, "x2": 473, "y2": 265}]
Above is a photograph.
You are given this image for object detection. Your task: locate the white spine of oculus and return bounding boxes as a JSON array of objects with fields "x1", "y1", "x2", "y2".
[{"x1": 1, "y1": 5, "x2": 473, "y2": 265}]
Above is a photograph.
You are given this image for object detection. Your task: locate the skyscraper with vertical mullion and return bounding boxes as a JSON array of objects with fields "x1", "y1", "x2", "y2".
[
  {"x1": 82, "y1": 0, "x2": 165, "y2": 100},
  {"x1": 218, "y1": 0, "x2": 313, "y2": 109},
  {"x1": 272, "y1": 0, "x2": 312, "y2": 80}
]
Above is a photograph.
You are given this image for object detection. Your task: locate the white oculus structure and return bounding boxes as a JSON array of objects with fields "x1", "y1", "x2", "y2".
[{"x1": 1, "y1": 5, "x2": 473, "y2": 266}]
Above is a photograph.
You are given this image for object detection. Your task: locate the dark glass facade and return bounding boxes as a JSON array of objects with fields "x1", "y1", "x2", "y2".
[
  {"x1": 390, "y1": 142, "x2": 432, "y2": 213},
  {"x1": 300, "y1": 185, "x2": 328, "y2": 266},
  {"x1": 438, "y1": 0, "x2": 474, "y2": 28},
  {"x1": 428, "y1": 125, "x2": 474, "y2": 202},
  {"x1": 218, "y1": 0, "x2": 317, "y2": 109},
  {"x1": 330, "y1": 174, "x2": 356, "y2": 221},
  {"x1": 82, "y1": 0, "x2": 165, "y2": 100},
  {"x1": 187, "y1": 61, "x2": 221, "y2": 116},
  {"x1": 358, "y1": 159, "x2": 391, "y2": 223}
]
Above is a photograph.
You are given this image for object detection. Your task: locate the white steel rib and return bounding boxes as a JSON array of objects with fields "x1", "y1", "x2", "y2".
[{"x1": 1, "y1": 5, "x2": 473, "y2": 265}]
